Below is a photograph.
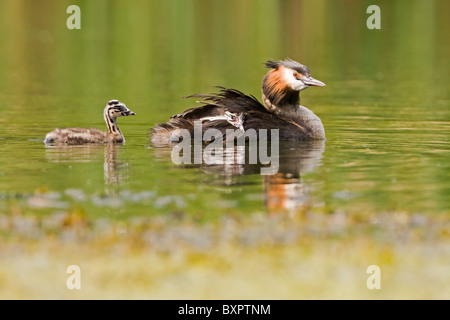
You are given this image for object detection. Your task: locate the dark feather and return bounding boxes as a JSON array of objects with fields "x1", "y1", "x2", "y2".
[
  {"x1": 153, "y1": 87, "x2": 269, "y2": 133},
  {"x1": 151, "y1": 81, "x2": 320, "y2": 144},
  {"x1": 265, "y1": 58, "x2": 311, "y2": 76}
]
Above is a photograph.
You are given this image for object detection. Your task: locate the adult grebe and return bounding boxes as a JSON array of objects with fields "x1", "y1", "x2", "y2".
[
  {"x1": 151, "y1": 59, "x2": 326, "y2": 145},
  {"x1": 44, "y1": 100, "x2": 135, "y2": 144}
]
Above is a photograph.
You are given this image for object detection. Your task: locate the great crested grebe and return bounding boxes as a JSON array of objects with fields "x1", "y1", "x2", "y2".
[
  {"x1": 151, "y1": 59, "x2": 326, "y2": 145},
  {"x1": 44, "y1": 100, "x2": 135, "y2": 144}
]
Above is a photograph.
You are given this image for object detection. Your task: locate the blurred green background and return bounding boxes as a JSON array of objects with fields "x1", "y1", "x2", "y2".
[{"x1": 0, "y1": 0, "x2": 449, "y2": 299}]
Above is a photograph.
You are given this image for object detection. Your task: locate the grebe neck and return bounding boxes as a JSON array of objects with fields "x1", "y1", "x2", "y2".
[
  {"x1": 103, "y1": 107, "x2": 122, "y2": 137},
  {"x1": 261, "y1": 79, "x2": 325, "y2": 140}
]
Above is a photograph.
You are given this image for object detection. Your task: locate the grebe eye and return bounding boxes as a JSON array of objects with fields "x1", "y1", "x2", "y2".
[{"x1": 293, "y1": 72, "x2": 300, "y2": 80}]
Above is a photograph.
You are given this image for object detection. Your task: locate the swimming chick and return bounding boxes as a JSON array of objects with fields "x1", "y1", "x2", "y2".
[
  {"x1": 44, "y1": 100, "x2": 135, "y2": 144},
  {"x1": 151, "y1": 59, "x2": 326, "y2": 145}
]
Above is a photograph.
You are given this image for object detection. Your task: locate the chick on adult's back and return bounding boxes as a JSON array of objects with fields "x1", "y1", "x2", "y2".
[{"x1": 151, "y1": 59, "x2": 326, "y2": 145}]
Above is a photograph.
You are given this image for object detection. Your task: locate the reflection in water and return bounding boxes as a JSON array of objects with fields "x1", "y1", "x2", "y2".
[
  {"x1": 263, "y1": 140, "x2": 324, "y2": 212},
  {"x1": 103, "y1": 144, "x2": 129, "y2": 190},
  {"x1": 154, "y1": 140, "x2": 325, "y2": 212},
  {"x1": 44, "y1": 144, "x2": 105, "y2": 163},
  {"x1": 45, "y1": 144, "x2": 129, "y2": 194}
]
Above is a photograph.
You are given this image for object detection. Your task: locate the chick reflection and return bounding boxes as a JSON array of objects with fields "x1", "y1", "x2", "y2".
[
  {"x1": 44, "y1": 144, "x2": 129, "y2": 193},
  {"x1": 103, "y1": 144, "x2": 129, "y2": 191}
]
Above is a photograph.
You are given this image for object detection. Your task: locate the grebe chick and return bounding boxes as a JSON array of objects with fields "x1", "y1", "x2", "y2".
[
  {"x1": 151, "y1": 58, "x2": 326, "y2": 145},
  {"x1": 44, "y1": 100, "x2": 135, "y2": 145}
]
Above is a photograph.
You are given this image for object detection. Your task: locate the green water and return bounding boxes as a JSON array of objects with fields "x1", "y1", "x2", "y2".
[
  {"x1": 0, "y1": 0, "x2": 449, "y2": 300},
  {"x1": 0, "y1": 0, "x2": 448, "y2": 219}
]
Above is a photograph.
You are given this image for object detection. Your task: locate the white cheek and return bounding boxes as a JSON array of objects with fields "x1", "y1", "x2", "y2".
[
  {"x1": 296, "y1": 83, "x2": 309, "y2": 91},
  {"x1": 282, "y1": 68, "x2": 308, "y2": 91}
]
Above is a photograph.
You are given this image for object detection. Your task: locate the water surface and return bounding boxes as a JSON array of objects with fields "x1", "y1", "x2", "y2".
[{"x1": 0, "y1": 0, "x2": 449, "y2": 299}]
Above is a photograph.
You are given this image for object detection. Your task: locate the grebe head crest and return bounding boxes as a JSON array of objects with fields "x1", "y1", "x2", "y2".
[
  {"x1": 264, "y1": 58, "x2": 325, "y2": 92},
  {"x1": 105, "y1": 99, "x2": 136, "y2": 118}
]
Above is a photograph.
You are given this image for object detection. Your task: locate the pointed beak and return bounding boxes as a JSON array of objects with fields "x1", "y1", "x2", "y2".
[
  {"x1": 124, "y1": 110, "x2": 136, "y2": 116},
  {"x1": 302, "y1": 77, "x2": 326, "y2": 87}
]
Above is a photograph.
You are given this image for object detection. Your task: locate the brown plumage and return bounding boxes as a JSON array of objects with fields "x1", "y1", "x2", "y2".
[
  {"x1": 44, "y1": 100, "x2": 135, "y2": 145},
  {"x1": 151, "y1": 59, "x2": 326, "y2": 146}
]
